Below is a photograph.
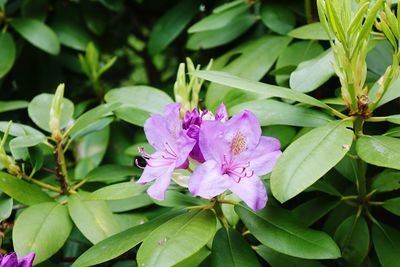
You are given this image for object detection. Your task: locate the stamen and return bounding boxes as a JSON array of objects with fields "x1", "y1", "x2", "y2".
[{"x1": 231, "y1": 132, "x2": 247, "y2": 155}]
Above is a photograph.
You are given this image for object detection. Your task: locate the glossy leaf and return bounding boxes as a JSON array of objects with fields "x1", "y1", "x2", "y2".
[
  {"x1": 372, "y1": 223, "x2": 400, "y2": 267},
  {"x1": 82, "y1": 164, "x2": 140, "y2": 183},
  {"x1": 0, "y1": 197, "x2": 13, "y2": 221},
  {"x1": 371, "y1": 169, "x2": 400, "y2": 192},
  {"x1": 175, "y1": 246, "x2": 210, "y2": 267},
  {"x1": 205, "y1": 35, "x2": 292, "y2": 110},
  {"x1": 90, "y1": 182, "x2": 146, "y2": 200},
  {"x1": 0, "y1": 122, "x2": 44, "y2": 137},
  {"x1": 292, "y1": 196, "x2": 339, "y2": 227},
  {"x1": 13, "y1": 202, "x2": 72, "y2": 264},
  {"x1": 68, "y1": 194, "x2": 119, "y2": 244},
  {"x1": 114, "y1": 213, "x2": 148, "y2": 231},
  {"x1": 148, "y1": 0, "x2": 200, "y2": 55},
  {"x1": 211, "y1": 227, "x2": 260, "y2": 267},
  {"x1": 288, "y1": 22, "x2": 329, "y2": 40},
  {"x1": 194, "y1": 71, "x2": 331, "y2": 111},
  {"x1": 52, "y1": 19, "x2": 91, "y2": 51},
  {"x1": 72, "y1": 209, "x2": 184, "y2": 267},
  {"x1": 236, "y1": 205, "x2": 341, "y2": 259},
  {"x1": 137, "y1": 209, "x2": 216, "y2": 267},
  {"x1": 153, "y1": 190, "x2": 208, "y2": 207},
  {"x1": 334, "y1": 215, "x2": 369, "y2": 266},
  {"x1": 382, "y1": 197, "x2": 400, "y2": 216},
  {"x1": 9, "y1": 135, "x2": 46, "y2": 149},
  {"x1": 0, "y1": 171, "x2": 53, "y2": 205},
  {"x1": 0, "y1": 101, "x2": 28, "y2": 113},
  {"x1": 271, "y1": 120, "x2": 354, "y2": 203},
  {"x1": 10, "y1": 18, "x2": 60, "y2": 55},
  {"x1": 357, "y1": 135, "x2": 400, "y2": 169},
  {"x1": 375, "y1": 77, "x2": 400, "y2": 108},
  {"x1": 290, "y1": 49, "x2": 335, "y2": 93},
  {"x1": 0, "y1": 32, "x2": 16, "y2": 78},
  {"x1": 260, "y1": 3, "x2": 295, "y2": 34},
  {"x1": 186, "y1": 13, "x2": 256, "y2": 50},
  {"x1": 105, "y1": 86, "x2": 173, "y2": 126},
  {"x1": 256, "y1": 245, "x2": 324, "y2": 267},
  {"x1": 28, "y1": 93, "x2": 74, "y2": 132},
  {"x1": 231, "y1": 99, "x2": 332, "y2": 127},
  {"x1": 108, "y1": 194, "x2": 153, "y2": 212}
]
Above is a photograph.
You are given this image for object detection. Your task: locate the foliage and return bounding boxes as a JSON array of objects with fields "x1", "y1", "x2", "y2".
[{"x1": 0, "y1": 0, "x2": 400, "y2": 266}]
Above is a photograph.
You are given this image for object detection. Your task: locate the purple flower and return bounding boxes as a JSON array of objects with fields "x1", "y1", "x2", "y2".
[
  {"x1": 137, "y1": 103, "x2": 196, "y2": 200},
  {"x1": 182, "y1": 103, "x2": 229, "y2": 163},
  {"x1": 0, "y1": 252, "x2": 35, "y2": 267},
  {"x1": 188, "y1": 110, "x2": 282, "y2": 210}
]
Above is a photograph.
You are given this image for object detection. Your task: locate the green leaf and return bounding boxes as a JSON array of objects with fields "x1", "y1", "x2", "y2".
[
  {"x1": 13, "y1": 202, "x2": 72, "y2": 264},
  {"x1": 236, "y1": 205, "x2": 341, "y2": 259},
  {"x1": 271, "y1": 120, "x2": 354, "y2": 203},
  {"x1": 334, "y1": 215, "x2": 369, "y2": 266},
  {"x1": 148, "y1": 0, "x2": 200, "y2": 55},
  {"x1": 9, "y1": 135, "x2": 46, "y2": 149},
  {"x1": 382, "y1": 197, "x2": 400, "y2": 216},
  {"x1": 10, "y1": 18, "x2": 60, "y2": 55},
  {"x1": 186, "y1": 13, "x2": 256, "y2": 50},
  {"x1": 0, "y1": 101, "x2": 28, "y2": 113},
  {"x1": 371, "y1": 169, "x2": 400, "y2": 192},
  {"x1": 262, "y1": 125, "x2": 296, "y2": 149},
  {"x1": 153, "y1": 190, "x2": 209, "y2": 208},
  {"x1": 372, "y1": 223, "x2": 400, "y2": 267},
  {"x1": 356, "y1": 135, "x2": 400, "y2": 169},
  {"x1": 105, "y1": 86, "x2": 173, "y2": 126},
  {"x1": 0, "y1": 171, "x2": 53, "y2": 205},
  {"x1": 376, "y1": 77, "x2": 400, "y2": 108},
  {"x1": 211, "y1": 227, "x2": 260, "y2": 267},
  {"x1": 292, "y1": 196, "x2": 339, "y2": 227},
  {"x1": 0, "y1": 197, "x2": 12, "y2": 221},
  {"x1": 81, "y1": 164, "x2": 140, "y2": 183},
  {"x1": 28, "y1": 93, "x2": 74, "y2": 132},
  {"x1": 21, "y1": 0, "x2": 49, "y2": 21},
  {"x1": 290, "y1": 49, "x2": 335, "y2": 93},
  {"x1": 74, "y1": 126, "x2": 109, "y2": 179},
  {"x1": 137, "y1": 209, "x2": 216, "y2": 267},
  {"x1": 81, "y1": 1, "x2": 108, "y2": 35},
  {"x1": 108, "y1": 194, "x2": 153, "y2": 212},
  {"x1": 194, "y1": 71, "x2": 331, "y2": 111},
  {"x1": 188, "y1": 3, "x2": 248, "y2": 33},
  {"x1": 114, "y1": 213, "x2": 148, "y2": 231},
  {"x1": 205, "y1": 35, "x2": 292, "y2": 110},
  {"x1": 68, "y1": 194, "x2": 119, "y2": 244},
  {"x1": 260, "y1": 3, "x2": 295, "y2": 34},
  {"x1": 288, "y1": 22, "x2": 330, "y2": 40},
  {"x1": 275, "y1": 41, "x2": 324, "y2": 86},
  {"x1": 0, "y1": 122, "x2": 44, "y2": 137},
  {"x1": 256, "y1": 245, "x2": 324, "y2": 267},
  {"x1": 174, "y1": 246, "x2": 210, "y2": 267},
  {"x1": 72, "y1": 209, "x2": 184, "y2": 267},
  {"x1": 90, "y1": 182, "x2": 146, "y2": 200},
  {"x1": 66, "y1": 102, "x2": 120, "y2": 139},
  {"x1": 51, "y1": 19, "x2": 91, "y2": 51},
  {"x1": 0, "y1": 32, "x2": 16, "y2": 78},
  {"x1": 230, "y1": 99, "x2": 332, "y2": 128}
]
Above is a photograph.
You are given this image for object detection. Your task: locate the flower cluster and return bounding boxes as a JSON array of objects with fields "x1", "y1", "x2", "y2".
[
  {"x1": 136, "y1": 103, "x2": 282, "y2": 210},
  {"x1": 0, "y1": 252, "x2": 35, "y2": 267}
]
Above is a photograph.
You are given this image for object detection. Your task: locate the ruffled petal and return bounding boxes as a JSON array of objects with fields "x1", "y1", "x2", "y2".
[
  {"x1": 1, "y1": 252, "x2": 18, "y2": 267},
  {"x1": 224, "y1": 111, "x2": 261, "y2": 153},
  {"x1": 238, "y1": 136, "x2": 282, "y2": 176},
  {"x1": 137, "y1": 151, "x2": 175, "y2": 184},
  {"x1": 18, "y1": 253, "x2": 35, "y2": 267},
  {"x1": 189, "y1": 160, "x2": 230, "y2": 199},
  {"x1": 175, "y1": 130, "x2": 196, "y2": 167},
  {"x1": 229, "y1": 175, "x2": 267, "y2": 211},
  {"x1": 198, "y1": 120, "x2": 229, "y2": 162},
  {"x1": 147, "y1": 163, "x2": 175, "y2": 201}
]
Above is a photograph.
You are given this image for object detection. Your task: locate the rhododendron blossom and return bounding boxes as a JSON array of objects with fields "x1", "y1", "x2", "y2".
[
  {"x1": 0, "y1": 252, "x2": 35, "y2": 267},
  {"x1": 188, "y1": 111, "x2": 282, "y2": 210},
  {"x1": 136, "y1": 103, "x2": 196, "y2": 200}
]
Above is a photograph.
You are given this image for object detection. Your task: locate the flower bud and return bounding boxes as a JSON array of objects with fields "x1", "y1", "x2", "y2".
[{"x1": 49, "y1": 84, "x2": 65, "y2": 141}]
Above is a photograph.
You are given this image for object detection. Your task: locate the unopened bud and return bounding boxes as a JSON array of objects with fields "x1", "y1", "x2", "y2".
[{"x1": 50, "y1": 84, "x2": 65, "y2": 141}]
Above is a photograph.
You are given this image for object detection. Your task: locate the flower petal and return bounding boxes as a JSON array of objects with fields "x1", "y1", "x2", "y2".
[
  {"x1": 199, "y1": 120, "x2": 229, "y2": 161},
  {"x1": 147, "y1": 163, "x2": 175, "y2": 201},
  {"x1": 215, "y1": 103, "x2": 228, "y2": 122},
  {"x1": 229, "y1": 175, "x2": 267, "y2": 211},
  {"x1": 18, "y1": 253, "x2": 35, "y2": 267},
  {"x1": 239, "y1": 136, "x2": 282, "y2": 176},
  {"x1": 189, "y1": 160, "x2": 231, "y2": 199},
  {"x1": 2, "y1": 252, "x2": 18, "y2": 267},
  {"x1": 175, "y1": 130, "x2": 196, "y2": 167},
  {"x1": 224, "y1": 111, "x2": 261, "y2": 152},
  {"x1": 137, "y1": 151, "x2": 175, "y2": 184}
]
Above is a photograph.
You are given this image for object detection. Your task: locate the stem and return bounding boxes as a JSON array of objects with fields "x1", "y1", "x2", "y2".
[
  {"x1": 354, "y1": 117, "x2": 367, "y2": 201},
  {"x1": 305, "y1": 0, "x2": 313, "y2": 23},
  {"x1": 21, "y1": 173, "x2": 62, "y2": 193},
  {"x1": 54, "y1": 141, "x2": 70, "y2": 193}
]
